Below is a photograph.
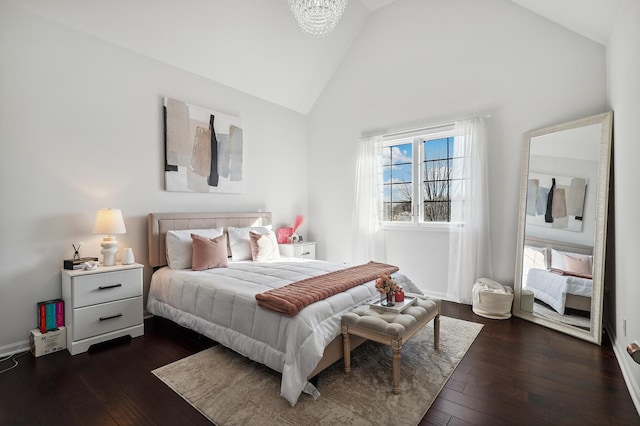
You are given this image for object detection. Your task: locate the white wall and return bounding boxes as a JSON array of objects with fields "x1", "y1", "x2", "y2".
[
  {"x1": 607, "y1": 0, "x2": 640, "y2": 412},
  {"x1": 0, "y1": 3, "x2": 308, "y2": 353},
  {"x1": 307, "y1": 0, "x2": 607, "y2": 297}
]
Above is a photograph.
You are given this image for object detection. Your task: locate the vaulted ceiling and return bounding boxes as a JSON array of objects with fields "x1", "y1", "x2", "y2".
[{"x1": 5, "y1": 0, "x2": 619, "y2": 114}]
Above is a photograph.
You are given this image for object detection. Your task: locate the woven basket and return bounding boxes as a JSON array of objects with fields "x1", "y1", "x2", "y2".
[{"x1": 472, "y1": 281, "x2": 514, "y2": 320}]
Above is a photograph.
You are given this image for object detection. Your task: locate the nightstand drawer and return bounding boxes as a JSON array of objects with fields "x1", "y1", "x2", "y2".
[
  {"x1": 73, "y1": 268, "x2": 142, "y2": 308},
  {"x1": 279, "y1": 242, "x2": 316, "y2": 259},
  {"x1": 298, "y1": 245, "x2": 315, "y2": 259},
  {"x1": 73, "y1": 297, "x2": 143, "y2": 341}
]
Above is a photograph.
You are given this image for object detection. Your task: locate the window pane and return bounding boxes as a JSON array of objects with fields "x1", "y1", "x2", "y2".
[
  {"x1": 423, "y1": 180, "x2": 449, "y2": 201},
  {"x1": 424, "y1": 159, "x2": 450, "y2": 181},
  {"x1": 383, "y1": 185, "x2": 392, "y2": 203},
  {"x1": 383, "y1": 165, "x2": 392, "y2": 184},
  {"x1": 424, "y1": 138, "x2": 448, "y2": 161},
  {"x1": 423, "y1": 201, "x2": 450, "y2": 222},
  {"x1": 450, "y1": 178, "x2": 464, "y2": 199},
  {"x1": 383, "y1": 203, "x2": 393, "y2": 221},
  {"x1": 391, "y1": 202, "x2": 412, "y2": 222},
  {"x1": 390, "y1": 143, "x2": 412, "y2": 165},
  {"x1": 392, "y1": 182, "x2": 412, "y2": 202},
  {"x1": 391, "y1": 163, "x2": 412, "y2": 183},
  {"x1": 381, "y1": 146, "x2": 391, "y2": 166}
]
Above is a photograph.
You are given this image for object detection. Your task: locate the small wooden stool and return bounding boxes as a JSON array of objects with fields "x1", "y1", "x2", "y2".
[{"x1": 341, "y1": 295, "x2": 441, "y2": 394}]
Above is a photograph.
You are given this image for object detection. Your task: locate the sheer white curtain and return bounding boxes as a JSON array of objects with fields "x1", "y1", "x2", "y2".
[
  {"x1": 447, "y1": 118, "x2": 494, "y2": 304},
  {"x1": 352, "y1": 135, "x2": 385, "y2": 264}
]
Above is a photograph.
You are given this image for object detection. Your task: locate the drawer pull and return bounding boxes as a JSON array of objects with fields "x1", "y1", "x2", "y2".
[
  {"x1": 99, "y1": 313, "x2": 123, "y2": 321},
  {"x1": 301, "y1": 252, "x2": 311, "y2": 256},
  {"x1": 98, "y1": 283, "x2": 123, "y2": 290}
]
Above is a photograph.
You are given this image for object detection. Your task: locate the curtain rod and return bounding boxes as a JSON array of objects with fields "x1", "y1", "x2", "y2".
[{"x1": 381, "y1": 114, "x2": 491, "y2": 140}]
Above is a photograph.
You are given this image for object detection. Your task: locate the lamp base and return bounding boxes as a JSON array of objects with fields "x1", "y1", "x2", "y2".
[{"x1": 101, "y1": 236, "x2": 119, "y2": 266}]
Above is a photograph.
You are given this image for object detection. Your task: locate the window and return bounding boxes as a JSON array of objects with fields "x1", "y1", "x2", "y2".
[{"x1": 381, "y1": 127, "x2": 460, "y2": 224}]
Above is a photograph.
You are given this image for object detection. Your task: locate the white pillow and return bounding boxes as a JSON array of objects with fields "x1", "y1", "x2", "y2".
[
  {"x1": 551, "y1": 249, "x2": 592, "y2": 271},
  {"x1": 228, "y1": 225, "x2": 272, "y2": 261},
  {"x1": 166, "y1": 228, "x2": 223, "y2": 269},
  {"x1": 523, "y1": 245, "x2": 547, "y2": 270}
]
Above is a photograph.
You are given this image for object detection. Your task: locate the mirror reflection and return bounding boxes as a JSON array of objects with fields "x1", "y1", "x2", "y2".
[{"x1": 514, "y1": 112, "x2": 612, "y2": 344}]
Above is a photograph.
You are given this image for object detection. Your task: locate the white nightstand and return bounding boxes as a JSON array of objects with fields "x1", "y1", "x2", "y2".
[
  {"x1": 61, "y1": 263, "x2": 144, "y2": 355},
  {"x1": 279, "y1": 242, "x2": 316, "y2": 260}
]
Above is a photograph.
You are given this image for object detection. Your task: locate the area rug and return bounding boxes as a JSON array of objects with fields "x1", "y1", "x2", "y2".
[{"x1": 152, "y1": 316, "x2": 483, "y2": 426}]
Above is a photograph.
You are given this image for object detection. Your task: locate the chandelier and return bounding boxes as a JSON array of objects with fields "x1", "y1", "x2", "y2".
[{"x1": 288, "y1": 0, "x2": 348, "y2": 37}]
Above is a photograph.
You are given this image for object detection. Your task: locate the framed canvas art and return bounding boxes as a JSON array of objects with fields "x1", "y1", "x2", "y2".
[
  {"x1": 526, "y1": 172, "x2": 587, "y2": 232},
  {"x1": 163, "y1": 97, "x2": 244, "y2": 193}
]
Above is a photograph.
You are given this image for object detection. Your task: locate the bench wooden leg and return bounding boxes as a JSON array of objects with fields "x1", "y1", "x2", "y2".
[
  {"x1": 392, "y1": 340, "x2": 401, "y2": 394},
  {"x1": 342, "y1": 327, "x2": 351, "y2": 375},
  {"x1": 434, "y1": 314, "x2": 440, "y2": 350}
]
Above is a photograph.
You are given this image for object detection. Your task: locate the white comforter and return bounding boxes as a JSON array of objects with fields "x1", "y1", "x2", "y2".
[
  {"x1": 525, "y1": 268, "x2": 592, "y2": 314},
  {"x1": 146, "y1": 258, "x2": 421, "y2": 406}
]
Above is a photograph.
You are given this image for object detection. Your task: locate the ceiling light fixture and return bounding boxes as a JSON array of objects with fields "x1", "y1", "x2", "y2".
[{"x1": 288, "y1": 0, "x2": 348, "y2": 37}]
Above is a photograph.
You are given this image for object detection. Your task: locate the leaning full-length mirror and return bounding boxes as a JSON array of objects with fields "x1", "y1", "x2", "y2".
[{"x1": 513, "y1": 112, "x2": 612, "y2": 344}]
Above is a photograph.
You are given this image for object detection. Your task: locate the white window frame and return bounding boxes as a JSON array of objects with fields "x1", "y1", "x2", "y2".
[{"x1": 381, "y1": 124, "x2": 456, "y2": 229}]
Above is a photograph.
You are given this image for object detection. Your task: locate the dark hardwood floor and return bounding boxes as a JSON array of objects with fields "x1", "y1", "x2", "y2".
[{"x1": 1, "y1": 302, "x2": 637, "y2": 425}]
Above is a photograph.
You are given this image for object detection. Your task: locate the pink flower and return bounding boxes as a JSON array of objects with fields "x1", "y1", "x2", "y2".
[
  {"x1": 292, "y1": 215, "x2": 304, "y2": 233},
  {"x1": 375, "y1": 274, "x2": 397, "y2": 294}
]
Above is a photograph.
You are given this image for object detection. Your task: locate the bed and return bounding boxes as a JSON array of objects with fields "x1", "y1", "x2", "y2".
[
  {"x1": 146, "y1": 212, "x2": 422, "y2": 406},
  {"x1": 522, "y1": 237, "x2": 593, "y2": 315}
]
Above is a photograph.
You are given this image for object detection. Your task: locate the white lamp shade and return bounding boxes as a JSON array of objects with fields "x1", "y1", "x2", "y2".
[{"x1": 92, "y1": 208, "x2": 126, "y2": 235}]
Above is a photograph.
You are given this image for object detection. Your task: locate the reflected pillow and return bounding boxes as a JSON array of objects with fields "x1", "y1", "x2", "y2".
[
  {"x1": 523, "y1": 246, "x2": 547, "y2": 270},
  {"x1": 191, "y1": 233, "x2": 228, "y2": 271},
  {"x1": 249, "y1": 230, "x2": 280, "y2": 262},
  {"x1": 228, "y1": 225, "x2": 272, "y2": 261},
  {"x1": 551, "y1": 249, "x2": 592, "y2": 271},
  {"x1": 166, "y1": 228, "x2": 223, "y2": 269},
  {"x1": 563, "y1": 254, "x2": 592, "y2": 276}
]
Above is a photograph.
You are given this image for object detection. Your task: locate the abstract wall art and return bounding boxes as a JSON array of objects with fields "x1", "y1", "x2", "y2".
[
  {"x1": 526, "y1": 172, "x2": 587, "y2": 232},
  {"x1": 163, "y1": 97, "x2": 244, "y2": 193}
]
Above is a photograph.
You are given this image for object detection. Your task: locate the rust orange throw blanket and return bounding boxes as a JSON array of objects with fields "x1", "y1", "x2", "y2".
[{"x1": 255, "y1": 261, "x2": 399, "y2": 316}]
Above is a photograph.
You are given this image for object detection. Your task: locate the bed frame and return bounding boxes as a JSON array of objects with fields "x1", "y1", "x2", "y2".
[
  {"x1": 147, "y1": 212, "x2": 364, "y2": 379},
  {"x1": 524, "y1": 237, "x2": 593, "y2": 312}
]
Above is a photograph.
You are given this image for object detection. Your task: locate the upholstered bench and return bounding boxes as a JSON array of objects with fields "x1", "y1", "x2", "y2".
[{"x1": 341, "y1": 295, "x2": 441, "y2": 394}]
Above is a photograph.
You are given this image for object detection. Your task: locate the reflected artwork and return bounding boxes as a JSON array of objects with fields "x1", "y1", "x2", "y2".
[{"x1": 526, "y1": 173, "x2": 587, "y2": 232}]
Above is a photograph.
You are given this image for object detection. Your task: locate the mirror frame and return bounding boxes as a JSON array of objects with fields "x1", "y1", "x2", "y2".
[{"x1": 513, "y1": 111, "x2": 613, "y2": 345}]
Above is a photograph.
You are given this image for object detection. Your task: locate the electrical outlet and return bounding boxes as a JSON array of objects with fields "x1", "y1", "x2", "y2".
[{"x1": 623, "y1": 318, "x2": 627, "y2": 337}]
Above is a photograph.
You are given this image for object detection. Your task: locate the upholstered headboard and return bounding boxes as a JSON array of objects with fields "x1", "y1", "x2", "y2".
[{"x1": 148, "y1": 212, "x2": 272, "y2": 268}]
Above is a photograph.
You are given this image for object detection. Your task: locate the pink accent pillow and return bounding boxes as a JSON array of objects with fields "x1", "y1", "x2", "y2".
[
  {"x1": 191, "y1": 233, "x2": 228, "y2": 271},
  {"x1": 276, "y1": 227, "x2": 293, "y2": 244},
  {"x1": 249, "y1": 231, "x2": 280, "y2": 262},
  {"x1": 563, "y1": 254, "x2": 591, "y2": 277}
]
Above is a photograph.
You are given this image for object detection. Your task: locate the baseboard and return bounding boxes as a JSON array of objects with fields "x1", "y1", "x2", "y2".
[
  {"x1": 606, "y1": 324, "x2": 640, "y2": 416},
  {"x1": 0, "y1": 338, "x2": 30, "y2": 358},
  {"x1": 421, "y1": 290, "x2": 449, "y2": 301}
]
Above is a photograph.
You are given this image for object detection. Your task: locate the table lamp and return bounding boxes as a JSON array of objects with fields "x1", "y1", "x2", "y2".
[{"x1": 92, "y1": 208, "x2": 126, "y2": 266}]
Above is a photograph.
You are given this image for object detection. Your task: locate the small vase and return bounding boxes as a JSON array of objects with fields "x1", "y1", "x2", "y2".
[
  {"x1": 395, "y1": 291, "x2": 405, "y2": 302},
  {"x1": 385, "y1": 292, "x2": 395, "y2": 307}
]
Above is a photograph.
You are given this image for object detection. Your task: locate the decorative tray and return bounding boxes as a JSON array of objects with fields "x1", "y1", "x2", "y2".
[{"x1": 369, "y1": 296, "x2": 417, "y2": 313}]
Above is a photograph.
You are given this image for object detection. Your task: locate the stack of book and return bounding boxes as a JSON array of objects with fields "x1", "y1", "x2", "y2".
[
  {"x1": 63, "y1": 257, "x2": 98, "y2": 270},
  {"x1": 37, "y1": 299, "x2": 64, "y2": 332}
]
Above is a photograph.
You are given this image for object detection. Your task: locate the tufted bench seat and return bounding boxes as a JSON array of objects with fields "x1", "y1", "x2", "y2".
[{"x1": 341, "y1": 295, "x2": 441, "y2": 394}]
